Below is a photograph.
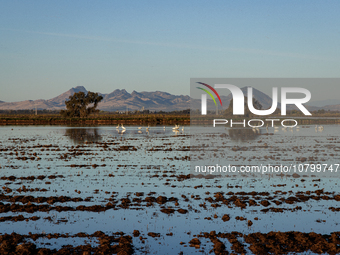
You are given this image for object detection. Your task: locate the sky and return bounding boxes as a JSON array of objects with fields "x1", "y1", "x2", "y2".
[{"x1": 1, "y1": 0, "x2": 340, "y2": 102}]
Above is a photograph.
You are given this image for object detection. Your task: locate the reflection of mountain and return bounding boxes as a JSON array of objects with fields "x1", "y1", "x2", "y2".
[
  {"x1": 64, "y1": 128, "x2": 101, "y2": 144},
  {"x1": 228, "y1": 128, "x2": 259, "y2": 142}
]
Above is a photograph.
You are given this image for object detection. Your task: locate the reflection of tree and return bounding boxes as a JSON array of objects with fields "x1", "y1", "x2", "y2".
[
  {"x1": 64, "y1": 128, "x2": 101, "y2": 144},
  {"x1": 228, "y1": 128, "x2": 259, "y2": 142}
]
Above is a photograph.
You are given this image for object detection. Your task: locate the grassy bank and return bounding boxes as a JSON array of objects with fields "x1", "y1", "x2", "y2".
[
  {"x1": 1, "y1": 112, "x2": 340, "y2": 125},
  {"x1": 0, "y1": 113, "x2": 190, "y2": 125}
]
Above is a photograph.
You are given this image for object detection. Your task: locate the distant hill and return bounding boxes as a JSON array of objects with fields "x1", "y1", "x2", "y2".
[
  {"x1": 307, "y1": 99, "x2": 340, "y2": 107},
  {"x1": 0, "y1": 86, "x2": 191, "y2": 111},
  {"x1": 99, "y1": 89, "x2": 191, "y2": 111},
  {"x1": 0, "y1": 86, "x2": 338, "y2": 112},
  {"x1": 321, "y1": 104, "x2": 340, "y2": 111}
]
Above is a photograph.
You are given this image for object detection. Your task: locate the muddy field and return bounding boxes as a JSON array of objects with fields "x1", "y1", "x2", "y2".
[{"x1": 1, "y1": 125, "x2": 340, "y2": 254}]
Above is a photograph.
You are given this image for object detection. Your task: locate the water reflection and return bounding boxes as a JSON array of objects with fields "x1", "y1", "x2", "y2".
[
  {"x1": 228, "y1": 128, "x2": 259, "y2": 142},
  {"x1": 64, "y1": 128, "x2": 102, "y2": 144}
]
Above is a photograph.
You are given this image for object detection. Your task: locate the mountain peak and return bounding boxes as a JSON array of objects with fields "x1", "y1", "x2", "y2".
[
  {"x1": 131, "y1": 90, "x2": 143, "y2": 97},
  {"x1": 70, "y1": 86, "x2": 87, "y2": 93},
  {"x1": 46, "y1": 86, "x2": 88, "y2": 106}
]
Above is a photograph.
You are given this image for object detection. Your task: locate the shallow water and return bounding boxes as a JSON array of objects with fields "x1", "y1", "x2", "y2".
[
  {"x1": 1, "y1": 125, "x2": 340, "y2": 254},
  {"x1": 191, "y1": 124, "x2": 340, "y2": 178}
]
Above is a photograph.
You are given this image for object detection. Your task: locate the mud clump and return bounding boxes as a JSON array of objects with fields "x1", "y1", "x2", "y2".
[
  {"x1": 193, "y1": 231, "x2": 340, "y2": 254},
  {"x1": 160, "y1": 208, "x2": 175, "y2": 214},
  {"x1": 133, "y1": 230, "x2": 140, "y2": 237},
  {"x1": 235, "y1": 216, "x2": 246, "y2": 221},
  {"x1": 156, "y1": 196, "x2": 167, "y2": 204},
  {"x1": 245, "y1": 231, "x2": 340, "y2": 254},
  {"x1": 234, "y1": 198, "x2": 247, "y2": 208},
  {"x1": 0, "y1": 232, "x2": 134, "y2": 255},
  {"x1": 260, "y1": 200, "x2": 270, "y2": 207},
  {"x1": 0, "y1": 215, "x2": 40, "y2": 222},
  {"x1": 147, "y1": 232, "x2": 160, "y2": 238},
  {"x1": 211, "y1": 237, "x2": 227, "y2": 254},
  {"x1": 177, "y1": 209, "x2": 188, "y2": 214},
  {"x1": 189, "y1": 238, "x2": 201, "y2": 248},
  {"x1": 221, "y1": 214, "x2": 230, "y2": 222}
]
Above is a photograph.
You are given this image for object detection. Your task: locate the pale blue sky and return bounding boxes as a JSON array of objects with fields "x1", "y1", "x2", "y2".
[{"x1": 1, "y1": 1, "x2": 340, "y2": 102}]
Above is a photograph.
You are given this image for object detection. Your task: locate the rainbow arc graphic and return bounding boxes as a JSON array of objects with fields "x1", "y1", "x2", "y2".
[{"x1": 196, "y1": 82, "x2": 222, "y2": 115}]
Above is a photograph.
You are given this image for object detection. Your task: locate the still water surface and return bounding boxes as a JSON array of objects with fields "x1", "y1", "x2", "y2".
[{"x1": 0, "y1": 125, "x2": 339, "y2": 254}]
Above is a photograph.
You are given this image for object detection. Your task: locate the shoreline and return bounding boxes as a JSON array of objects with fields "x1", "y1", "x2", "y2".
[
  {"x1": 1, "y1": 114, "x2": 340, "y2": 125},
  {"x1": 0, "y1": 114, "x2": 190, "y2": 125}
]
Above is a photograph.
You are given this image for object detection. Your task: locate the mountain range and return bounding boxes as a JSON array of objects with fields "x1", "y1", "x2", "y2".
[
  {"x1": 0, "y1": 86, "x2": 339, "y2": 112},
  {"x1": 0, "y1": 86, "x2": 191, "y2": 112}
]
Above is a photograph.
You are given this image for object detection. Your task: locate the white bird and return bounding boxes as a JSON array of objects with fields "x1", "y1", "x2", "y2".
[
  {"x1": 138, "y1": 126, "x2": 142, "y2": 130},
  {"x1": 163, "y1": 126, "x2": 166, "y2": 130},
  {"x1": 172, "y1": 125, "x2": 179, "y2": 130},
  {"x1": 121, "y1": 124, "x2": 126, "y2": 130},
  {"x1": 318, "y1": 125, "x2": 324, "y2": 132},
  {"x1": 146, "y1": 125, "x2": 149, "y2": 131},
  {"x1": 116, "y1": 124, "x2": 120, "y2": 129}
]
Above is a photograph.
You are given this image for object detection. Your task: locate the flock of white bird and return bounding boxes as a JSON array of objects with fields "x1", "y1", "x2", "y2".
[
  {"x1": 315, "y1": 125, "x2": 324, "y2": 132},
  {"x1": 115, "y1": 124, "x2": 323, "y2": 134},
  {"x1": 251, "y1": 125, "x2": 323, "y2": 134},
  {"x1": 115, "y1": 124, "x2": 184, "y2": 134}
]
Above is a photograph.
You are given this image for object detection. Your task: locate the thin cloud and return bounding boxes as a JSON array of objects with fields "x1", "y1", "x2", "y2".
[{"x1": 0, "y1": 28, "x2": 334, "y2": 61}]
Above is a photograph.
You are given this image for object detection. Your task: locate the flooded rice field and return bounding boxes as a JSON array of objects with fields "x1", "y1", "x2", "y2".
[{"x1": 1, "y1": 125, "x2": 340, "y2": 254}]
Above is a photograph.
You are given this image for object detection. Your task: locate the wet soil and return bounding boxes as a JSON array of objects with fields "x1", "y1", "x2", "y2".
[{"x1": 1, "y1": 126, "x2": 340, "y2": 254}]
